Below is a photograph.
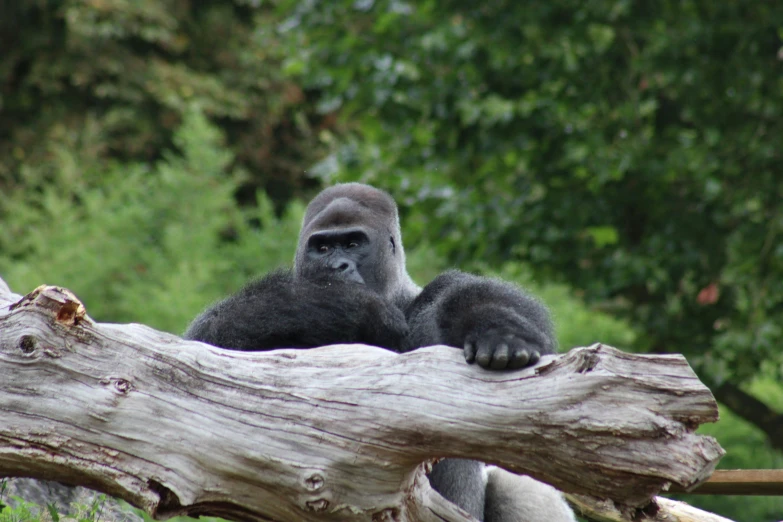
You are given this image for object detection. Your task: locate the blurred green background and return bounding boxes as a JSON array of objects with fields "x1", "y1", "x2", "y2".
[{"x1": 1, "y1": 1, "x2": 781, "y2": 521}]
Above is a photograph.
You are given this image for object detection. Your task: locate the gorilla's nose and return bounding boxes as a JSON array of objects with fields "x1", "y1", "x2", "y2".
[
  {"x1": 331, "y1": 257, "x2": 356, "y2": 273},
  {"x1": 331, "y1": 257, "x2": 364, "y2": 284}
]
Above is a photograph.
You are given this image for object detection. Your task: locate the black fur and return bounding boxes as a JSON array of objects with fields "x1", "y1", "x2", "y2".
[
  {"x1": 184, "y1": 183, "x2": 567, "y2": 521},
  {"x1": 185, "y1": 270, "x2": 408, "y2": 351}
]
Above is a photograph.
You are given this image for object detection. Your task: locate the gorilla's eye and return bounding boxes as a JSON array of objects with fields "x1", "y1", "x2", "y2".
[
  {"x1": 347, "y1": 241, "x2": 359, "y2": 249},
  {"x1": 318, "y1": 245, "x2": 330, "y2": 253}
]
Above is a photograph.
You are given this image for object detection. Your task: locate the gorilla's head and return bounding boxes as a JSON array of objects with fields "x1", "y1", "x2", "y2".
[{"x1": 294, "y1": 183, "x2": 418, "y2": 305}]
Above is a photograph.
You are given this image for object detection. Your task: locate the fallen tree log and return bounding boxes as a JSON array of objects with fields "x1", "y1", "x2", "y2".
[{"x1": 0, "y1": 277, "x2": 725, "y2": 521}]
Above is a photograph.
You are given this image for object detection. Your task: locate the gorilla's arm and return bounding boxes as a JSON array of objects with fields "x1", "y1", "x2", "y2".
[
  {"x1": 403, "y1": 270, "x2": 555, "y2": 370},
  {"x1": 403, "y1": 271, "x2": 565, "y2": 521},
  {"x1": 184, "y1": 270, "x2": 408, "y2": 351}
]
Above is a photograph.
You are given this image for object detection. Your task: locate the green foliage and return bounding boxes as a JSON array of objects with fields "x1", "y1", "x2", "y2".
[
  {"x1": 0, "y1": 0, "x2": 329, "y2": 203},
  {"x1": 0, "y1": 486, "x2": 102, "y2": 522},
  {"x1": 0, "y1": 499, "x2": 38, "y2": 522},
  {"x1": 133, "y1": 510, "x2": 225, "y2": 522},
  {"x1": 0, "y1": 477, "x2": 225, "y2": 522},
  {"x1": 0, "y1": 108, "x2": 303, "y2": 334},
  {"x1": 45, "y1": 503, "x2": 60, "y2": 522},
  {"x1": 532, "y1": 281, "x2": 637, "y2": 352}
]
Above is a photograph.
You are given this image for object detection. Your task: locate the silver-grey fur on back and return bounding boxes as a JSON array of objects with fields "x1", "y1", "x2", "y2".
[{"x1": 484, "y1": 468, "x2": 576, "y2": 522}]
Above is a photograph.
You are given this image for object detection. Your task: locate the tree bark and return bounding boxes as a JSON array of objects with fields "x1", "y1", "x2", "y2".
[{"x1": 0, "y1": 277, "x2": 725, "y2": 521}]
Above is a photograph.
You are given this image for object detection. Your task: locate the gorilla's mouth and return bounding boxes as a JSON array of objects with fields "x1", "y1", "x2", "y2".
[
  {"x1": 336, "y1": 271, "x2": 365, "y2": 285},
  {"x1": 298, "y1": 266, "x2": 365, "y2": 287}
]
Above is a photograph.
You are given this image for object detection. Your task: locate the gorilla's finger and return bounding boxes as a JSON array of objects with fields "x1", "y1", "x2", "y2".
[
  {"x1": 464, "y1": 340, "x2": 477, "y2": 363},
  {"x1": 475, "y1": 341, "x2": 494, "y2": 368},
  {"x1": 508, "y1": 346, "x2": 531, "y2": 369},
  {"x1": 528, "y1": 350, "x2": 541, "y2": 366},
  {"x1": 490, "y1": 343, "x2": 510, "y2": 370}
]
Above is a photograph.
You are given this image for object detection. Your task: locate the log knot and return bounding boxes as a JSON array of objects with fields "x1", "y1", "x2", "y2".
[
  {"x1": 304, "y1": 472, "x2": 325, "y2": 492},
  {"x1": 18, "y1": 334, "x2": 36, "y2": 354},
  {"x1": 100, "y1": 377, "x2": 135, "y2": 395},
  {"x1": 304, "y1": 498, "x2": 329, "y2": 512}
]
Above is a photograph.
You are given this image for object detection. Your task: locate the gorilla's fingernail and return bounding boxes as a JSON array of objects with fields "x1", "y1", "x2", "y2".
[
  {"x1": 507, "y1": 352, "x2": 525, "y2": 369},
  {"x1": 512, "y1": 348, "x2": 530, "y2": 367},
  {"x1": 490, "y1": 343, "x2": 510, "y2": 370},
  {"x1": 529, "y1": 350, "x2": 541, "y2": 365},
  {"x1": 476, "y1": 350, "x2": 491, "y2": 368}
]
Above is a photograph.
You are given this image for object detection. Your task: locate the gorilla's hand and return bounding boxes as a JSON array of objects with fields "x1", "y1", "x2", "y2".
[
  {"x1": 461, "y1": 307, "x2": 549, "y2": 370},
  {"x1": 405, "y1": 270, "x2": 555, "y2": 370},
  {"x1": 361, "y1": 294, "x2": 409, "y2": 352},
  {"x1": 291, "y1": 277, "x2": 409, "y2": 351},
  {"x1": 300, "y1": 272, "x2": 409, "y2": 351}
]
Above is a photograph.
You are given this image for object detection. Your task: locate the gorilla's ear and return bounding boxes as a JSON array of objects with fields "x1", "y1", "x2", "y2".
[{"x1": 389, "y1": 236, "x2": 396, "y2": 254}]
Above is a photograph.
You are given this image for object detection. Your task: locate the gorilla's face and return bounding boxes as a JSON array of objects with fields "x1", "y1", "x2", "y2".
[
  {"x1": 294, "y1": 184, "x2": 405, "y2": 300},
  {"x1": 302, "y1": 226, "x2": 378, "y2": 287}
]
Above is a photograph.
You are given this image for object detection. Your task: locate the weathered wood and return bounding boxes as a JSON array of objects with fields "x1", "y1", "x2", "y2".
[
  {"x1": 0, "y1": 277, "x2": 725, "y2": 521},
  {"x1": 670, "y1": 469, "x2": 783, "y2": 495}
]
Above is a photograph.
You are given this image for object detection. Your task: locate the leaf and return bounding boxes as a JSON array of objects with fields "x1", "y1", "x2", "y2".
[
  {"x1": 47, "y1": 502, "x2": 61, "y2": 522},
  {"x1": 585, "y1": 226, "x2": 620, "y2": 248}
]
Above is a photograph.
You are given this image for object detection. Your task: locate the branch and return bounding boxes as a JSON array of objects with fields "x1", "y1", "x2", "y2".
[
  {"x1": 671, "y1": 469, "x2": 783, "y2": 495},
  {"x1": 0, "y1": 277, "x2": 725, "y2": 521},
  {"x1": 712, "y1": 382, "x2": 783, "y2": 453}
]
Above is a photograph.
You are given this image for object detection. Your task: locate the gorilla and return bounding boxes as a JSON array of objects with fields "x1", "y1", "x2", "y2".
[{"x1": 185, "y1": 183, "x2": 575, "y2": 522}]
